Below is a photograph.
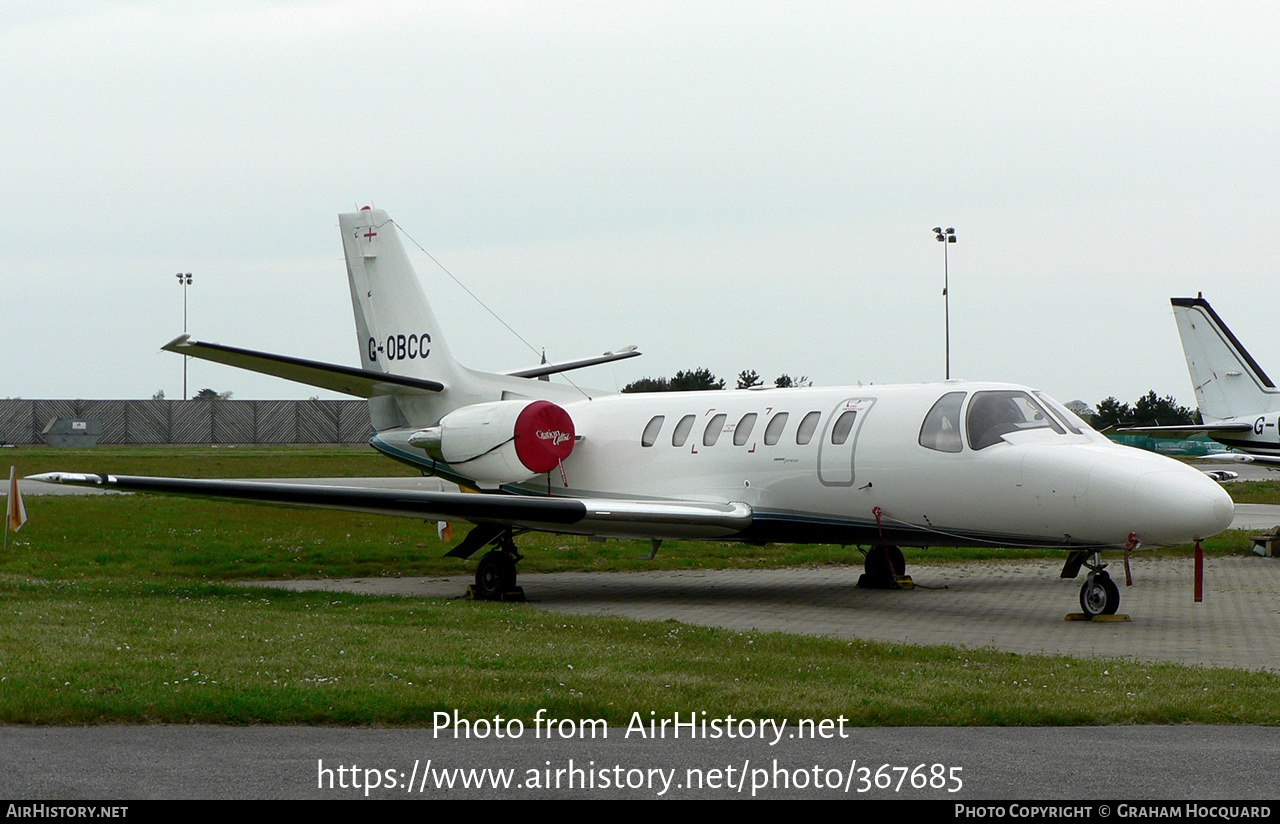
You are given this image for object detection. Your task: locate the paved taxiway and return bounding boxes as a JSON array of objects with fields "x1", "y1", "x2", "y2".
[{"x1": 258, "y1": 554, "x2": 1280, "y2": 672}]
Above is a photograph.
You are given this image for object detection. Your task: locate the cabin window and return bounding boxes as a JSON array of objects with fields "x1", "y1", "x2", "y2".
[
  {"x1": 763, "y1": 412, "x2": 788, "y2": 445},
  {"x1": 830, "y1": 410, "x2": 858, "y2": 445},
  {"x1": 703, "y1": 413, "x2": 727, "y2": 446},
  {"x1": 919, "y1": 391, "x2": 966, "y2": 453},
  {"x1": 671, "y1": 414, "x2": 696, "y2": 447},
  {"x1": 796, "y1": 411, "x2": 821, "y2": 445},
  {"x1": 733, "y1": 413, "x2": 758, "y2": 446},
  {"x1": 966, "y1": 390, "x2": 1065, "y2": 450},
  {"x1": 641, "y1": 415, "x2": 664, "y2": 447}
]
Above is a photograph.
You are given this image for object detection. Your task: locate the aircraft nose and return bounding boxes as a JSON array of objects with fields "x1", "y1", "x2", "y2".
[{"x1": 1130, "y1": 468, "x2": 1235, "y2": 545}]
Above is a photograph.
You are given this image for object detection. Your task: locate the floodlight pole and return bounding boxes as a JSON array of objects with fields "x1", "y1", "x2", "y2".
[
  {"x1": 933, "y1": 227, "x2": 957, "y2": 379},
  {"x1": 176, "y1": 272, "x2": 192, "y2": 399}
]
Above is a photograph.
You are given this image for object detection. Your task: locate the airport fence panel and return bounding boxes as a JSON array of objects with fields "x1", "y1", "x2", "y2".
[
  {"x1": 125, "y1": 400, "x2": 174, "y2": 444},
  {"x1": 0, "y1": 399, "x2": 373, "y2": 446},
  {"x1": 255, "y1": 401, "x2": 295, "y2": 444}
]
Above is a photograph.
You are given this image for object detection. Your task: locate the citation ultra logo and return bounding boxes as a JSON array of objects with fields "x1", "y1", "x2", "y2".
[{"x1": 537, "y1": 429, "x2": 572, "y2": 447}]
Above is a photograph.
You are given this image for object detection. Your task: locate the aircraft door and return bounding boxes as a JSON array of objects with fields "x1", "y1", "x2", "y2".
[{"x1": 817, "y1": 397, "x2": 875, "y2": 486}]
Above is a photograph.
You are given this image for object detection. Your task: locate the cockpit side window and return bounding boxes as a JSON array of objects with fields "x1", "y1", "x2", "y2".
[
  {"x1": 919, "y1": 391, "x2": 966, "y2": 453},
  {"x1": 966, "y1": 390, "x2": 1065, "y2": 450}
]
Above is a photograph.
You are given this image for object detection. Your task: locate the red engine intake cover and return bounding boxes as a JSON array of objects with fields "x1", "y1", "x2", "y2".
[{"x1": 513, "y1": 400, "x2": 576, "y2": 473}]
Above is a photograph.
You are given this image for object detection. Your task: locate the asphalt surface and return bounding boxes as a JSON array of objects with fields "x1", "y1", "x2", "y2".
[{"x1": 5, "y1": 724, "x2": 1280, "y2": 800}]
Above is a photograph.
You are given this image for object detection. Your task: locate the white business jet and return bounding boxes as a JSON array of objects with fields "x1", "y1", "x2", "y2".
[
  {"x1": 32, "y1": 210, "x2": 1235, "y2": 618},
  {"x1": 1119, "y1": 296, "x2": 1280, "y2": 468}
]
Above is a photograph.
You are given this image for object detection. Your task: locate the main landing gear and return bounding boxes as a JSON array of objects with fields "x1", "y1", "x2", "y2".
[
  {"x1": 475, "y1": 549, "x2": 521, "y2": 601},
  {"x1": 1062, "y1": 550, "x2": 1121, "y2": 619},
  {"x1": 457, "y1": 528, "x2": 525, "y2": 602},
  {"x1": 858, "y1": 545, "x2": 912, "y2": 589}
]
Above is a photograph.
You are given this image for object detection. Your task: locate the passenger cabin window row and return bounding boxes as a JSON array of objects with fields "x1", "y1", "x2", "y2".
[{"x1": 639, "y1": 409, "x2": 850, "y2": 448}]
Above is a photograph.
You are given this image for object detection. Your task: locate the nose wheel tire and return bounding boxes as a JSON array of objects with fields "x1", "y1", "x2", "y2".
[{"x1": 1079, "y1": 572, "x2": 1120, "y2": 618}]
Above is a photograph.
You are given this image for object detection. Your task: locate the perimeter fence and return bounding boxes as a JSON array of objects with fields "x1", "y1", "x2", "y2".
[{"x1": 0, "y1": 399, "x2": 372, "y2": 445}]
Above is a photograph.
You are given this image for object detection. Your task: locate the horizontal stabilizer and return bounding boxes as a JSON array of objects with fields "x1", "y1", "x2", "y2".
[
  {"x1": 27, "y1": 473, "x2": 753, "y2": 540},
  {"x1": 506, "y1": 346, "x2": 641, "y2": 379},
  {"x1": 1196, "y1": 452, "x2": 1280, "y2": 466},
  {"x1": 162, "y1": 335, "x2": 444, "y2": 398},
  {"x1": 1115, "y1": 423, "x2": 1254, "y2": 437}
]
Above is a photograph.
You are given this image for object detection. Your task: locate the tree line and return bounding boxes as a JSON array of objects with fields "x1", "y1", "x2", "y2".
[
  {"x1": 621, "y1": 369, "x2": 811, "y2": 393},
  {"x1": 1090, "y1": 391, "x2": 1199, "y2": 428}
]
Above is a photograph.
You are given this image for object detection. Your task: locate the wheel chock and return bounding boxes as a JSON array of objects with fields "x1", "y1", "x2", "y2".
[
  {"x1": 1064, "y1": 612, "x2": 1131, "y2": 622},
  {"x1": 464, "y1": 586, "x2": 526, "y2": 602},
  {"x1": 857, "y1": 573, "x2": 913, "y2": 590}
]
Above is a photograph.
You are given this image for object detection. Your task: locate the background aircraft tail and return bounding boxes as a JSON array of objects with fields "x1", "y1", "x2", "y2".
[{"x1": 1171, "y1": 296, "x2": 1280, "y2": 421}]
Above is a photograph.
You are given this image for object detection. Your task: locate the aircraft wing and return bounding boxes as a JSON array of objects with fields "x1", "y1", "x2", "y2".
[
  {"x1": 27, "y1": 473, "x2": 752, "y2": 544},
  {"x1": 162, "y1": 335, "x2": 444, "y2": 398}
]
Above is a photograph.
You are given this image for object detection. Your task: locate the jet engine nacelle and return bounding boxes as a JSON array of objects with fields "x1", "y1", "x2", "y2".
[{"x1": 410, "y1": 399, "x2": 576, "y2": 487}]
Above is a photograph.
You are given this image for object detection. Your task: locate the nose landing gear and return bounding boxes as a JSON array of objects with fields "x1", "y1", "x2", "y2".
[
  {"x1": 1064, "y1": 550, "x2": 1125, "y2": 620},
  {"x1": 1079, "y1": 568, "x2": 1121, "y2": 618}
]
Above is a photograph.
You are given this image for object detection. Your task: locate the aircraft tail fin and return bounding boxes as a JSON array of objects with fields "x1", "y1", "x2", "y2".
[
  {"x1": 1170, "y1": 296, "x2": 1280, "y2": 421},
  {"x1": 340, "y1": 208, "x2": 488, "y2": 429}
]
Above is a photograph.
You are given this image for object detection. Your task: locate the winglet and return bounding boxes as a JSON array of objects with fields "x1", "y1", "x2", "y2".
[{"x1": 162, "y1": 334, "x2": 193, "y2": 351}]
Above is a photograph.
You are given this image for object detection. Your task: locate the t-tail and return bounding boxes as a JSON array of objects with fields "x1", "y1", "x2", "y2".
[
  {"x1": 1170, "y1": 296, "x2": 1280, "y2": 422},
  {"x1": 340, "y1": 208, "x2": 483, "y2": 430},
  {"x1": 163, "y1": 208, "x2": 585, "y2": 438}
]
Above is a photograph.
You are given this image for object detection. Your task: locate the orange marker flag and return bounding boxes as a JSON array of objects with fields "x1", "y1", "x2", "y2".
[{"x1": 7, "y1": 466, "x2": 28, "y2": 541}]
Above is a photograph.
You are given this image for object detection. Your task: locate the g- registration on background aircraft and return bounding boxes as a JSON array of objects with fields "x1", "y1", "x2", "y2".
[
  {"x1": 33, "y1": 209, "x2": 1235, "y2": 618},
  {"x1": 1120, "y1": 296, "x2": 1280, "y2": 468}
]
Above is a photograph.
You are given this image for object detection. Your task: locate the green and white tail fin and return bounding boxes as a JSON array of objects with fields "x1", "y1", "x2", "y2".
[{"x1": 1171, "y1": 296, "x2": 1280, "y2": 422}]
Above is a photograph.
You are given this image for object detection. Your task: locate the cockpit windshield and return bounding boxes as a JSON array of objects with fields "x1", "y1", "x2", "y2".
[
  {"x1": 966, "y1": 390, "x2": 1064, "y2": 450},
  {"x1": 1034, "y1": 391, "x2": 1093, "y2": 435}
]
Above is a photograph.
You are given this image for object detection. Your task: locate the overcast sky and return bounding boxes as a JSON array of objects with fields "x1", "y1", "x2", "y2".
[{"x1": 3, "y1": 1, "x2": 1278, "y2": 410}]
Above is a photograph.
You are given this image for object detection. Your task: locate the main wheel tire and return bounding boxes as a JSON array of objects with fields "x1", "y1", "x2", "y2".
[
  {"x1": 1079, "y1": 573, "x2": 1120, "y2": 617},
  {"x1": 865, "y1": 545, "x2": 906, "y2": 580},
  {"x1": 475, "y1": 552, "x2": 517, "y2": 600}
]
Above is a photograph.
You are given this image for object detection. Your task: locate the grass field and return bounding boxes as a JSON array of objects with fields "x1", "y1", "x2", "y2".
[{"x1": 3, "y1": 444, "x2": 1279, "y2": 726}]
